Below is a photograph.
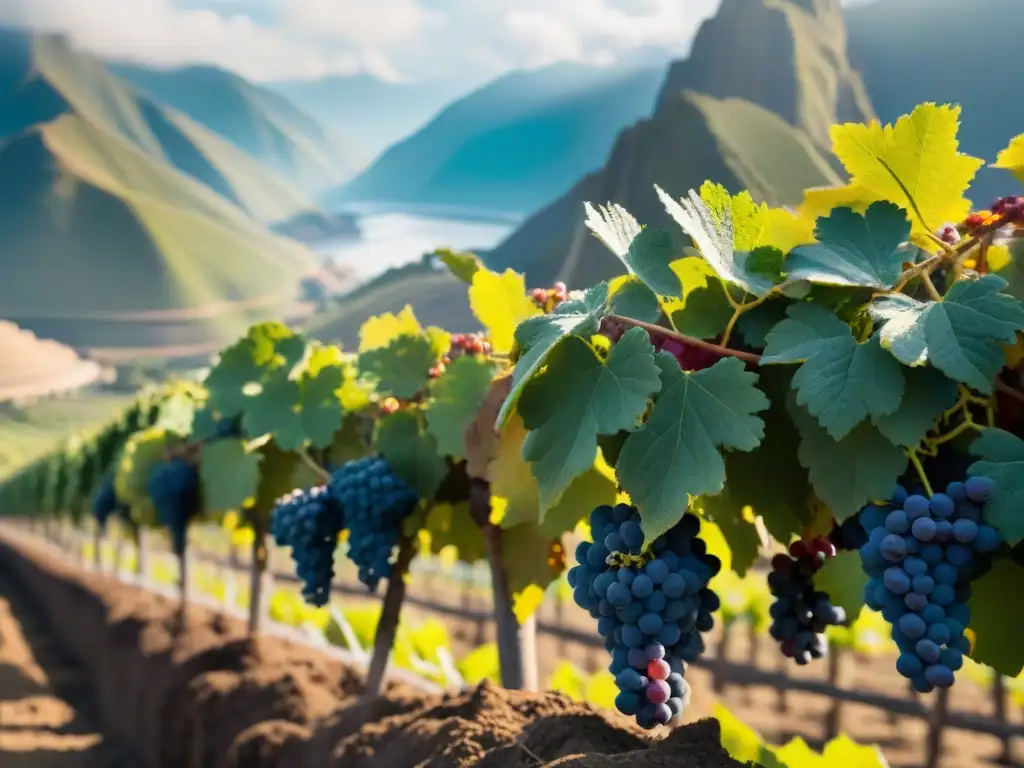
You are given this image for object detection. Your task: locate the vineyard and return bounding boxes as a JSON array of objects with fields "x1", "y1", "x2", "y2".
[{"x1": 2, "y1": 101, "x2": 1024, "y2": 768}]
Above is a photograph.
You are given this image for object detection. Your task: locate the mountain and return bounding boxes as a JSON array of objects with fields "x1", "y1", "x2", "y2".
[
  {"x1": 845, "y1": 0, "x2": 1023, "y2": 207},
  {"x1": 486, "y1": 0, "x2": 865, "y2": 286},
  {"x1": 325, "y1": 62, "x2": 667, "y2": 216},
  {"x1": 269, "y1": 73, "x2": 476, "y2": 161},
  {"x1": 0, "y1": 29, "x2": 314, "y2": 223},
  {"x1": 111, "y1": 63, "x2": 366, "y2": 193},
  {"x1": 0, "y1": 30, "x2": 319, "y2": 361}
]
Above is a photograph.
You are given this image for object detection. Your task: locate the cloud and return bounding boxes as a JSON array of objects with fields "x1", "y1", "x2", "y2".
[{"x1": 0, "y1": 0, "x2": 726, "y2": 82}]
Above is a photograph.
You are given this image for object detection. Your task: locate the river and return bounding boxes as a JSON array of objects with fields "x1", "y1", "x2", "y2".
[{"x1": 312, "y1": 209, "x2": 516, "y2": 281}]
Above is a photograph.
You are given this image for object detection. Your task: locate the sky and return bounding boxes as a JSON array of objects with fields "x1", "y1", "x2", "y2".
[{"x1": 0, "y1": 0, "x2": 729, "y2": 83}]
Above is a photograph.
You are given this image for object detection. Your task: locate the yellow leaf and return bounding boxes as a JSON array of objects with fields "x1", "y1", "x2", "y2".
[
  {"x1": 662, "y1": 256, "x2": 718, "y2": 315},
  {"x1": 824, "y1": 103, "x2": 984, "y2": 236},
  {"x1": 548, "y1": 661, "x2": 587, "y2": 701},
  {"x1": 992, "y1": 134, "x2": 1024, "y2": 185},
  {"x1": 584, "y1": 670, "x2": 619, "y2": 710},
  {"x1": 714, "y1": 705, "x2": 767, "y2": 764},
  {"x1": 458, "y1": 643, "x2": 501, "y2": 685},
  {"x1": 699, "y1": 182, "x2": 812, "y2": 253},
  {"x1": 468, "y1": 268, "x2": 542, "y2": 354},
  {"x1": 798, "y1": 184, "x2": 875, "y2": 225},
  {"x1": 700, "y1": 519, "x2": 732, "y2": 575},
  {"x1": 358, "y1": 305, "x2": 422, "y2": 352},
  {"x1": 488, "y1": 410, "x2": 540, "y2": 524},
  {"x1": 773, "y1": 737, "x2": 825, "y2": 767},
  {"x1": 512, "y1": 584, "x2": 546, "y2": 624},
  {"x1": 988, "y1": 243, "x2": 1013, "y2": 273},
  {"x1": 820, "y1": 735, "x2": 889, "y2": 768}
]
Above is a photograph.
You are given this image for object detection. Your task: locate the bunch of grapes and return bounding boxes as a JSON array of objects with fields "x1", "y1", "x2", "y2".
[
  {"x1": 449, "y1": 333, "x2": 491, "y2": 358},
  {"x1": 329, "y1": 456, "x2": 418, "y2": 592},
  {"x1": 567, "y1": 503, "x2": 720, "y2": 729},
  {"x1": 92, "y1": 475, "x2": 119, "y2": 531},
  {"x1": 270, "y1": 485, "x2": 346, "y2": 606},
  {"x1": 530, "y1": 281, "x2": 569, "y2": 312},
  {"x1": 767, "y1": 537, "x2": 847, "y2": 665},
  {"x1": 146, "y1": 457, "x2": 200, "y2": 556},
  {"x1": 858, "y1": 477, "x2": 1003, "y2": 692}
]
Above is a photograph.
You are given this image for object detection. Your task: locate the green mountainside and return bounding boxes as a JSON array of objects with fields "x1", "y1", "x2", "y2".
[
  {"x1": 485, "y1": 0, "x2": 857, "y2": 286},
  {"x1": 0, "y1": 29, "x2": 319, "y2": 360},
  {"x1": 112, "y1": 63, "x2": 366, "y2": 193},
  {"x1": 0, "y1": 29, "x2": 315, "y2": 223},
  {"x1": 325, "y1": 62, "x2": 666, "y2": 215},
  {"x1": 845, "y1": 0, "x2": 1023, "y2": 207}
]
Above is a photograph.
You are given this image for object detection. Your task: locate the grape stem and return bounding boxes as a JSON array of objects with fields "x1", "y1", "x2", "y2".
[
  {"x1": 605, "y1": 315, "x2": 761, "y2": 365},
  {"x1": 297, "y1": 447, "x2": 332, "y2": 484},
  {"x1": 905, "y1": 449, "x2": 934, "y2": 497},
  {"x1": 361, "y1": 533, "x2": 416, "y2": 700}
]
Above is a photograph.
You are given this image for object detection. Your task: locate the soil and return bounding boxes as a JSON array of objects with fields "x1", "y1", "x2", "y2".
[{"x1": 0, "y1": 531, "x2": 752, "y2": 768}]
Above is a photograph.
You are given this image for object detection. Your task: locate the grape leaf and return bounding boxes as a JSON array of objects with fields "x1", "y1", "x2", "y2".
[
  {"x1": 498, "y1": 282, "x2": 610, "y2": 426},
  {"x1": 736, "y1": 299, "x2": 791, "y2": 349},
  {"x1": 814, "y1": 551, "x2": 868, "y2": 621},
  {"x1": 763, "y1": 303, "x2": 905, "y2": 440},
  {"x1": 155, "y1": 390, "x2": 199, "y2": 438},
  {"x1": 114, "y1": 427, "x2": 170, "y2": 519},
  {"x1": 519, "y1": 327, "x2": 662, "y2": 510},
  {"x1": 670, "y1": 276, "x2": 733, "y2": 340},
  {"x1": 425, "y1": 356, "x2": 497, "y2": 459},
  {"x1": 434, "y1": 248, "x2": 482, "y2": 285},
  {"x1": 584, "y1": 202, "x2": 684, "y2": 298},
  {"x1": 190, "y1": 406, "x2": 223, "y2": 442},
  {"x1": 617, "y1": 355, "x2": 769, "y2": 544},
  {"x1": 323, "y1": 416, "x2": 367, "y2": 470},
  {"x1": 700, "y1": 368, "x2": 811, "y2": 548},
  {"x1": 784, "y1": 202, "x2": 911, "y2": 290},
  {"x1": 501, "y1": 521, "x2": 564, "y2": 622},
  {"x1": 656, "y1": 186, "x2": 775, "y2": 297},
  {"x1": 815, "y1": 103, "x2": 984, "y2": 237},
  {"x1": 968, "y1": 558, "x2": 1024, "y2": 676},
  {"x1": 967, "y1": 428, "x2": 1024, "y2": 544},
  {"x1": 248, "y1": 441, "x2": 322, "y2": 524},
  {"x1": 423, "y1": 502, "x2": 486, "y2": 563},
  {"x1": 243, "y1": 348, "x2": 346, "y2": 452},
  {"x1": 468, "y1": 268, "x2": 542, "y2": 355},
  {"x1": 359, "y1": 334, "x2": 437, "y2": 400},
  {"x1": 697, "y1": 501, "x2": 761, "y2": 576},
  {"x1": 465, "y1": 374, "x2": 512, "y2": 480},
  {"x1": 200, "y1": 439, "x2": 263, "y2": 514},
  {"x1": 540, "y1": 461, "x2": 617, "y2": 539},
  {"x1": 375, "y1": 410, "x2": 446, "y2": 500},
  {"x1": 359, "y1": 305, "x2": 422, "y2": 352},
  {"x1": 991, "y1": 133, "x2": 1024, "y2": 186},
  {"x1": 790, "y1": 402, "x2": 907, "y2": 520},
  {"x1": 204, "y1": 322, "x2": 307, "y2": 419},
  {"x1": 871, "y1": 366, "x2": 958, "y2": 447},
  {"x1": 608, "y1": 275, "x2": 662, "y2": 324},
  {"x1": 489, "y1": 409, "x2": 539, "y2": 528},
  {"x1": 870, "y1": 275, "x2": 1024, "y2": 393}
]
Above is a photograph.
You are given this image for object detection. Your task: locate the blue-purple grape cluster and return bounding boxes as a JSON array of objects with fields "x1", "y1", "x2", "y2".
[
  {"x1": 146, "y1": 458, "x2": 200, "y2": 556},
  {"x1": 858, "y1": 476, "x2": 1003, "y2": 692},
  {"x1": 329, "y1": 456, "x2": 418, "y2": 592},
  {"x1": 768, "y1": 537, "x2": 847, "y2": 665},
  {"x1": 92, "y1": 476, "x2": 119, "y2": 531},
  {"x1": 270, "y1": 485, "x2": 346, "y2": 606},
  {"x1": 567, "y1": 503, "x2": 720, "y2": 730}
]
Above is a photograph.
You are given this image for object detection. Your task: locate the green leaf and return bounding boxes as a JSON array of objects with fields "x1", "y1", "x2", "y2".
[
  {"x1": 249, "y1": 441, "x2": 322, "y2": 525},
  {"x1": 700, "y1": 368, "x2": 811, "y2": 548},
  {"x1": 190, "y1": 406, "x2": 222, "y2": 442},
  {"x1": 375, "y1": 410, "x2": 446, "y2": 500},
  {"x1": 747, "y1": 246, "x2": 787, "y2": 282},
  {"x1": 698, "y1": 503, "x2": 761, "y2": 576},
  {"x1": 584, "y1": 203, "x2": 684, "y2": 298},
  {"x1": 540, "y1": 462, "x2": 618, "y2": 539},
  {"x1": 968, "y1": 428, "x2": 1024, "y2": 544},
  {"x1": 200, "y1": 440, "x2": 263, "y2": 514},
  {"x1": 670, "y1": 276, "x2": 733, "y2": 340},
  {"x1": 359, "y1": 334, "x2": 437, "y2": 400},
  {"x1": 790, "y1": 402, "x2": 907, "y2": 520},
  {"x1": 655, "y1": 186, "x2": 775, "y2": 297},
  {"x1": 871, "y1": 367, "x2": 958, "y2": 447},
  {"x1": 426, "y1": 356, "x2": 497, "y2": 458},
  {"x1": 609, "y1": 277, "x2": 662, "y2": 324},
  {"x1": 763, "y1": 303, "x2": 905, "y2": 440},
  {"x1": 204, "y1": 322, "x2": 307, "y2": 418},
  {"x1": 242, "y1": 348, "x2": 346, "y2": 452},
  {"x1": 617, "y1": 355, "x2": 769, "y2": 544},
  {"x1": 736, "y1": 299, "x2": 791, "y2": 349},
  {"x1": 324, "y1": 415, "x2": 368, "y2": 469},
  {"x1": 814, "y1": 551, "x2": 868, "y2": 621},
  {"x1": 968, "y1": 558, "x2": 1024, "y2": 676},
  {"x1": 498, "y1": 283, "x2": 610, "y2": 426},
  {"x1": 501, "y1": 521, "x2": 563, "y2": 622},
  {"x1": 784, "y1": 202, "x2": 911, "y2": 289},
  {"x1": 870, "y1": 275, "x2": 1024, "y2": 393},
  {"x1": 423, "y1": 502, "x2": 487, "y2": 563},
  {"x1": 519, "y1": 327, "x2": 661, "y2": 510},
  {"x1": 155, "y1": 390, "x2": 199, "y2": 438},
  {"x1": 434, "y1": 248, "x2": 482, "y2": 284}
]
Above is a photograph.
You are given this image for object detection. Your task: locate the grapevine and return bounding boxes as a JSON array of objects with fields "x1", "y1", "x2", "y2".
[{"x1": 1, "y1": 102, "x2": 1023, "y2": 736}]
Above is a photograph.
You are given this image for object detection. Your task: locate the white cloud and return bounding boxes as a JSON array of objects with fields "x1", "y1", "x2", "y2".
[{"x1": 0, "y1": 0, "x2": 730, "y2": 82}]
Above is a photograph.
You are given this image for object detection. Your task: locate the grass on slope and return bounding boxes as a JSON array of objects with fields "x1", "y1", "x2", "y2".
[
  {"x1": 2, "y1": 32, "x2": 315, "y2": 223},
  {"x1": 0, "y1": 114, "x2": 317, "y2": 355},
  {"x1": 0, "y1": 392, "x2": 133, "y2": 480}
]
